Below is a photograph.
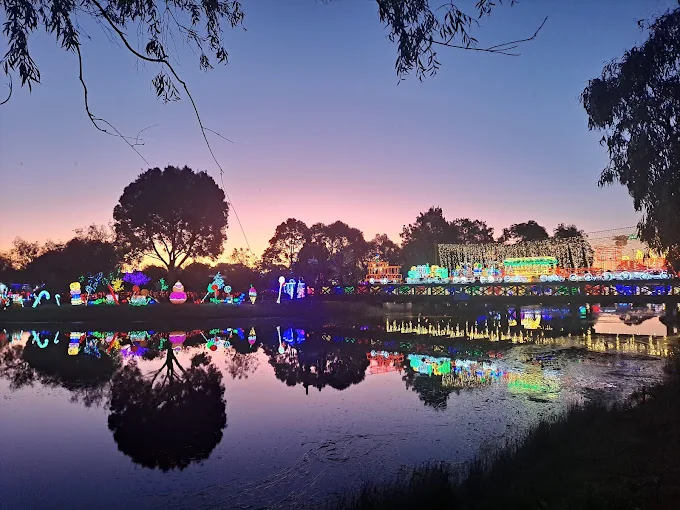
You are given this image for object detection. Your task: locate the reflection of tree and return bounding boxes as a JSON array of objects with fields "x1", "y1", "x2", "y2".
[
  {"x1": 225, "y1": 350, "x2": 260, "y2": 380},
  {"x1": 0, "y1": 338, "x2": 118, "y2": 407},
  {"x1": 265, "y1": 344, "x2": 369, "y2": 393},
  {"x1": 107, "y1": 349, "x2": 226, "y2": 471},
  {"x1": 402, "y1": 368, "x2": 456, "y2": 410}
]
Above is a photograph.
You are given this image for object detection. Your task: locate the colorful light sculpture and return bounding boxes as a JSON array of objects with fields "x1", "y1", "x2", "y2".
[
  {"x1": 32, "y1": 290, "x2": 50, "y2": 308},
  {"x1": 70, "y1": 282, "x2": 83, "y2": 306},
  {"x1": 169, "y1": 331, "x2": 186, "y2": 345},
  {"x1": 249, "y1": 285, "x2": 257, "y2": 304},
  {"x1": 169, "y1": 281, "x2": 187, "y2": 304},
  {"x1": 276, "y1": 276, "x2": 285, "y2": 304},
  {"x1": 248, "y1": 327, "x2": 256, "y2": 346}
]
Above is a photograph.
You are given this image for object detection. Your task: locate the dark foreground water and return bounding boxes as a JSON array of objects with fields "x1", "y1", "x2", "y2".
[{"x1": 0, "y1": 311, "x2": 674, "y2": 509}]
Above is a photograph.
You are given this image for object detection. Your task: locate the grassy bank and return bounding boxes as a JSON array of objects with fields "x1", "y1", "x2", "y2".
[{"x1": 327, "y1": 361, "x2": 680, "y2": 510}]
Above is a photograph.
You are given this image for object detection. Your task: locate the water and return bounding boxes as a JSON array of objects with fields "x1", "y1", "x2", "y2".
[{"x1": 0, "y1": 312, "x2": 673, "y2": 509}]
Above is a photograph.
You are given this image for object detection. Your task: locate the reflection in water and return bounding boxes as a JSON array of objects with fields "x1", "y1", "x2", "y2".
[
  {"x1": 0, "y1": 317, "x2": 675, "y2": 508},
  {"x1": 108, "y1": 348, "x2": 227, "y2": 471}
]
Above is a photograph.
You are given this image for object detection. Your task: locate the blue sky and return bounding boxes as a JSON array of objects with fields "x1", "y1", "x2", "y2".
[{"x1": 1, "y1": 0, "x2": 676, "y2": 255}]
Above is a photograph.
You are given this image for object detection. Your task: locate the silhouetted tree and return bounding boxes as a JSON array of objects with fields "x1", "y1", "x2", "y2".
[
  {"x1": 25, "y1": 238, "x2": 120, "y2": 290},
  {"x1": 213, "y1": 262, "x2": 264, "y2": 292},
  {"x1": 310, "y1": 221, "x2": 368, "y2": 284},
  {"x1": 450, "y1": 218, "x2": 495, "y2": 244},
  {"x1": 228, "y1": 247, "x2": 256, "y2": 268},
  {"x1": 113, "y1": 166, "x2": 228, "y2": 280},
  {"x1": 581, "y1": 5, "x2": 680, "y2": 269},
  {"x1": 265, "y1": 342, "x2": 369, "y2": 394},
  {"x1": 0, "y1": 334, "x2": 119, "y2": 407},
  {"x1": 10, "y1": 237, "x2": 41, "y2": 269},
  {"x1": 261, "y1": 219, "x2": 310, "y2": 269},
  {"x1": 293, "y1": 243, "x2": 332, "y2": 286},
  {"x1": 402, "y1": 368, "x2": 455, "y2": 410},
  {"x1": 553, "y1": 224, "x2": 585, "y2": 239},
  {"x1": 108, "y1": 349, "x2": 227, "y2": 471},
  {"x1": 367, "y1": 234, "x2": 402, "y2": 264},
  {"x1": 178, "y1": 262, "x2": 213, "y2": 292},
  {"x1": 400, "y1": 207, "x2": 455, "y2": 268},
  {"x1": 499, "y1": 221, "x2": 549, "y2": 243}
]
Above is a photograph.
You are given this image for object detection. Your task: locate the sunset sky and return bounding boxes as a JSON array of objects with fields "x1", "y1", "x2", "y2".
[{"x1": 1, "y1": 0, "x2": 676, "y2": 258}]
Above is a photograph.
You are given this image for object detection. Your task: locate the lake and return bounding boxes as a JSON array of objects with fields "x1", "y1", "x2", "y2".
[{"x1": 0, "y1": 308, "x2": 674, "y2": 509}]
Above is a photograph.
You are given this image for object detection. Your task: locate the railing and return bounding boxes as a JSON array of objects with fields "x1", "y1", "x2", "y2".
[{"x1": 305, "y1": 279, "x2": 680, "y2": 300}]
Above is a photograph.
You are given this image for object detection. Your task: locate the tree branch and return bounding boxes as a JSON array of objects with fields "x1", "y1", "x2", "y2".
[
  {"x1": 89, "y1": 0, "x2": 252, "y2": 252},
  {"x1": 76, "y1": 45, "x2": 154, "y2": 163},
  {"x1": 432, "y1": 16, "x2": 548, "y2": 56},
  {"x1": 0, "y1": 76, "x2": 12, "y2": 106}
]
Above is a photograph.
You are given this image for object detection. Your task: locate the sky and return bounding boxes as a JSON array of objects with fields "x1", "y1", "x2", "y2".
[{"x1": 1, "y1": 0, "x2": 677, "y2": 258}]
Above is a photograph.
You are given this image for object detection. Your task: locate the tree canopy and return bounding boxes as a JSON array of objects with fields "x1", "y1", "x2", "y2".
[
  {"x1": 113, "y1": 165, "x2": 228, "y2": 277},
  {"x1": 499, "y1": 220, "x2": 549, "y2": 243},
  {"x1": 581, "y1": 4, "x2": 680, "y2": 267},
  {"x1": 261, "y1": 218, "x2": 310, "y2": 269}
]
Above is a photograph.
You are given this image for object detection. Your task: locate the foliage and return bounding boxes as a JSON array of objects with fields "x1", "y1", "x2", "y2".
[
  {"x1": 310, "y1": 221, "x2": 368, "y2": 284},
  {"x1": 499, "y1": 220, "x2": 549, "y2": 243},
  {"x1": 400, "y1": 208, "x2": 495, "y2": 268},
  {"x1": 113, "y1": 165, "x2": 228, "y2": 276},
  {"x1": 265, "y1": 343, "x2": 369, "y2": 393},
  {"x1": 261, "y1": 218, "x2": 310, "y2": 269},
  {"x1": 293, "y1": 242, "x2": 332, "y2": 286},
  {"x1": 581, "y1": 5, "x2": 680, "y2": 268},
  {"x1": 1, "y1": 0, "x2": 531, "y2": 110},
  {"x1": 228, "y1": 247, "x2": 256, "y2": 268},
  {"x1": 108, "y1": 349, "x2": 227, "y2": 471},
  {"x1": 74, "y1": 223, "x2": 115, "y2": 243},
  {"x1": 553, "y1": 223, "x2": 585, "y2": 239},
  {"x1": 367, "y1": 234, "x2": 402, "y2": 264},
  {"x1": 25, "y1": 237, "x2": 120, "y2": 289},
  {"x1": 0, "y1": 337, "x2": 118, "y2": 407},
  {"x1": 10, "y1": 237, "x2": 41, "y2": 269}
]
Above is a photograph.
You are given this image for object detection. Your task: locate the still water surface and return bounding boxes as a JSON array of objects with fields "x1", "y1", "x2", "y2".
[{"x1": 0, "y1": 312, "x2": 673, "y2": 509}]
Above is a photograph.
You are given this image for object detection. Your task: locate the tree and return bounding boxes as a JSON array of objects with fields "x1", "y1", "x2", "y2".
[
  {"x1": 25, "y1": 237, "x2": 120, "y2": 290},
  {"x1": 228, "y1": 247, "x2": 256, "y2": 268},
  {"x1": 1, "y1": 1, "x2": 543, "y2": 156},
  {"x1": 581, "y1": 5, "x2": 680, "y2": 268},
  {"x1": 113, "y1": 166, "x2": 228, "y2": 279},
  {"x1": 367, "y1": 234, "x2": 402, "y2": 264},
  {"x1": 499, "y1": 221, "x2": 549, "y2": 243},
  {"x1": 553, "y1": 224, "x2": 585, "y2": 239},
  {"x1": 108, "y1": 349, "x2": 227, "y2": 471},
  {"x1": 10, "y1": 237, "x2": 41, "y2": 269},
  {"x1": 74, "y1": 223, "x2": 115, "y2": 243},
  {"x1": 310, "y1": 221, "x2": 368, "y2": 284},
  {"x1": 400, "y1": 207, "x2": 455, "y2": 268},
  {"x1": 450, "y1": 218, "x2": 495, "y2": 244},
  {"x1": 261, "y1": 219, "x2": 310, "y2": 269}
]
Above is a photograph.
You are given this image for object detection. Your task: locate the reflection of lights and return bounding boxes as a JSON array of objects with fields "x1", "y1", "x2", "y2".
[
  {"x1": 169, "y1": 332, "x2": 186, "y2": 345},
  {"x1": 248, "y1": 327, "x2": 256, "y2": 346},
  {"x1": 282, "y1": 328, "x2": 306, "y2": 345},
  {"x1": 367, "y1": 351, "x2": 404, "y2": 374},
  {"x1": 407, "y1": 354, "x2": 451, "y2": 375},
  {"x1": 68, "y1": 332, "x2": 84, "y2": 355}
]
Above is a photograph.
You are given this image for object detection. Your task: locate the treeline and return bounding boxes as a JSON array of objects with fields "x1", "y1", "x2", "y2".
[{"x1": 0, "y1": 207, "x2": 584, "y2": 290}]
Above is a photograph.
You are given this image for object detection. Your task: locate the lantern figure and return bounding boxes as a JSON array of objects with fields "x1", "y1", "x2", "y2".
[{"x1": 169, "y1": 281, "x2": 187, "y2": 304}]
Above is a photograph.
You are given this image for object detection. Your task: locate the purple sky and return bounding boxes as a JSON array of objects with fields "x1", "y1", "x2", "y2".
[{"x1": 1, "y1": 0, "x2": 675, "y2": 257}]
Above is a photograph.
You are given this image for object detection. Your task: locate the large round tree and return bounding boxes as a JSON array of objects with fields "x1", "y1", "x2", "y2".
[{"x1": 113, "y1": 166, "x2": 228, "y2": 277}]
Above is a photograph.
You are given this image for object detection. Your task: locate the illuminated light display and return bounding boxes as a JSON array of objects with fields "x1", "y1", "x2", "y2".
[
  {"x1": 84, "y1": 338, "x2": 102, "y2": 359},
  {"x1": 32, "y1": 289, "x2": 50, "y2": 308},
  {"x1": 249, "y1": 286, "x2": 257, "y2": 304},
  {"x1": 282, "y1": 328, "x2": 306, "y2": 345},
  {"x1": 68, "y1": 332, "x2": 84, "y2": 355},
  {"x1": 70, "y1": 282, "x2": 83, "y2": 306},
  {"x1": 367, "y1": 351, "x2": 405, "y2": 374},
  {"x1": 284, "y1": 279, "x2": 296, "y2": 299},
  {"x1": 405, "y1": 264, "x2": 449, "y2": 284},
  {"x1": 503, "y1": 257, "x2": 558, "y2": 278},
  {"x1": 123, "y1": 271, "x2": 151, "y2": 287},
  {"x1": 129, "y1": 286, "x2": 149, "y2": 306},
  {"x1": 158, "y1": 278, "x2": 169, "y2": 291},
  {"x1": 276, "y1": 326, "x2": 285, "y2": 354},
  {"x1": 202, "y1": 272, "x2": 225, "y2": 302},
  {"x1": 0, "y1": 283, "x2": 9, "y2": 310},
  {"x1": 54, "y1": 293, "x2": 61, "y2": 306},
  {"x1": 111, "y1": 278, "x2": 124, "y2": 292},
  {"x1": 407, "y1": 354, "x2": 452, "y2": 375},
  {"x1": 277, "y1": 276, "x2": 285, "y2": 304},
  {"x1": 169, "y1": 281, "x2": 187, "y2": 304},
  {"x1": 12, "y1": 293, "x2": 24, "y2": 307},
  {"x1": 32, "y1": 331, "x2": 49, "y2": 349},
  {"x1": 296, "y1": 280, "x2": 306, "y2": 299},
  {"x1": 366, "y1": 257, "x2": 403, "y2": 284},
  {"x1": 169, "y1": 331, "x2": 186, "y2": 345}
]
